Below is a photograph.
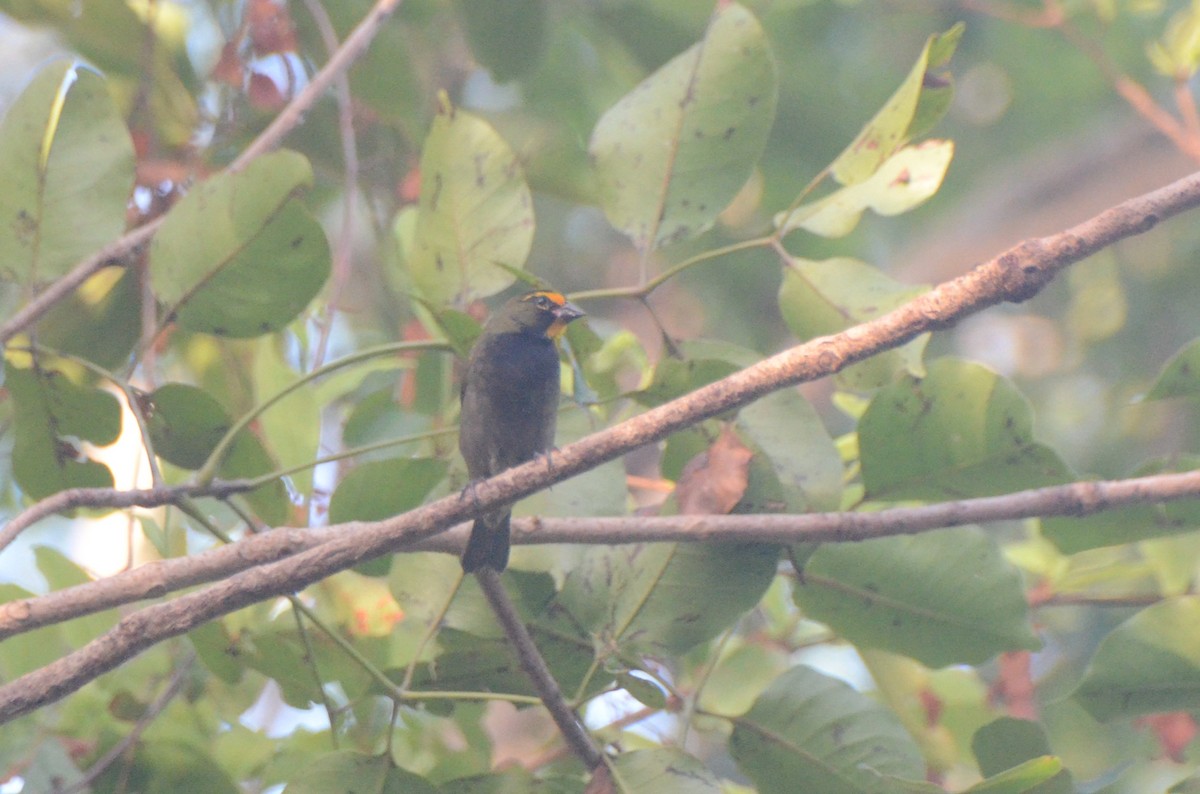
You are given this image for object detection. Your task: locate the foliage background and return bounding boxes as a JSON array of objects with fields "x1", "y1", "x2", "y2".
[{"x1": 3, "y1": 0, "x2": 1200, "y2": 792}]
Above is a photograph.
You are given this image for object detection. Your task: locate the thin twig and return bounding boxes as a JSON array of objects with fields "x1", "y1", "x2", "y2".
[
  {"x1": 475, "y1": 569, "x2": 604, "y2": 770},
  {"x1": 228, "y1": 0, "x2": 400, "y2": 173},
  {"x1": 0, "y1": 481, "x2": 254, "y2": 554},
  {"x1": 300, "y1": 0, "x2": 361, "y2": 370}
]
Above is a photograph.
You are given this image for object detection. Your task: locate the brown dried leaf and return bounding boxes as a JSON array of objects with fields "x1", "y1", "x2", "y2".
[{"x1": 674, "y1": 426, "x2": 753, "y2": 515}]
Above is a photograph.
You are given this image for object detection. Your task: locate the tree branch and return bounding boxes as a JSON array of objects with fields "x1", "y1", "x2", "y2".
[
  {"x1": 475, "y1": 569, "x2": 604, "y2": 770},
  {"x1": 0, "y1": 0, "x2": 402, "y2": 346},
  {"x1": 0, "y1": 481, "x2": 255, "y2": 555},
  {"x1": 2, "y1": 166, "x2": 1200, "y2": 722}
]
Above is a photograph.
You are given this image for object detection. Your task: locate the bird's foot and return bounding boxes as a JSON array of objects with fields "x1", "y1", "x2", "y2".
[
  {"x1": 535, "y1": 446, "x2": 560, "y2": 478},
  {"x1": 459, "y1": 479, "x2": 483, "y2": 511}
]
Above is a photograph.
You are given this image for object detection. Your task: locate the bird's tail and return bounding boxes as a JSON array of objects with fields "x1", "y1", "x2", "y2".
[{"x1": 461, "y1": 510, "x2": 511, "y2": 573}]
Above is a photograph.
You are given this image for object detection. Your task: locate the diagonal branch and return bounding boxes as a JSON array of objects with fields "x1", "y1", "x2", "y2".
[
  {"x1": 1, "y1": 165, "x2": 1200, "y2": 723},
  {"x1": 475, "y1": 569, "x2": 604, "y2": 770},
  {"x1": 0, "y1": 481, "x2": 255, "y2": 554}
]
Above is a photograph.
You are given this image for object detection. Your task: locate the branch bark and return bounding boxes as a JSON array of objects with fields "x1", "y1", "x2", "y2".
[
  {"x1": 1, "y1": 165, "x2": 1200, "y2": 722},
  {"x1": 476, "y1": 569, "x2": 604, "y2": 770}
]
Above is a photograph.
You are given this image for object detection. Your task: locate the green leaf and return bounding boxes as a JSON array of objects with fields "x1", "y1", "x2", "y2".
[
  {"x1": 0, "y1": 2, "x2": 198, "y2": 145},
  {"x1": 636, "y1": 356, "x2": 740, "y2": 407},
  {"x1": 736, "y1": 387, "x2": 843, "y2": 513},
  {"x1": 0, "y1": 59, "x2": 134, "y2": 283},
  {"x1": 590, "y1": 2, "x2": 778, "y2": 250},
  {"x1": 95, "y1": 740, "x2": 241, "y2": 794},
  {"x1": 149, "y1": 150, "x2": 330, "y2": 337},
  {"x1": 776, "y1": 141, "x2": 954, "y2": 238},
  {"x1": 859, "y1": 358, "x2": 1073, "y2": 501},
  {"x1": 1145, "y1": 337, "x2": 1200, "y2": 400},
  {"x1": 456, "y1": 0, "x2": 547, "y2": 82},
  {"x1": 609, "y1": 749, "x2": 722, "y2": 793},
  {"x1": 518, "y1": 409, "x2": 628, "y2": 566},
  {"x1": 962, "y1": 757, "x2": 1068, "y2": 794},
  {"x1": 616, "y1": 671, "x2": 668, "y2": 710},
  {"x1": 971, "y1": 718, "x2": 1073, "y2": 794},
  {"x1": 0, "y1": 584, "x2": 72, "y2": 679},
  {"x1": 188, "y1": 620, "x2": 245, "y2": 685},
  {"x1": 794, "y1": 528, "x2": 1040, "y2": 667},
  {"x1": 7, "y1": 733, "x2": 83, "y2": 794},
  {"x1": 330, "y1": 457, "x2": 447, "y2": 575},
  {"x1": 829, "y1": 25, "x2": 962, "y2": 185},
  {"x1": 242, "y1": 629, "x2": 323, "y2": 709},
  {"x1": 34, "y1": 266, "x2": 140, "y2": 369},
  {"x1": 1042, "y1": 456, "x2": 1200, "y2": 553},
  {"x1": 35, "y1": 546, "x2": 118, "y2": 644},
  {"x1": 146, "y1": 383, "x2": 288, "y2": 525},
  {"x1": 408, "y1": 95, "x2": 534, "y2": 304},
  {"x1": 779, "y1": 258, "x2": 928, "y2": 390},
  {"x1": 389, "y1": 553, "x2": 466, "y2": 628},
  {"x1": 557, "y1": 542, "x2": 778, "y2": 657},
  {"x1": 1073, "y1": 596, "x2": 1200, "y2": 721},
  {"x1": 730, "y1": 665, "x2": 925, "y2": 794},
  {"x1": 284, "y1": 750, "x2": 437, "y2": 794},
  {"x1": 330, "y1": 458, "x2": 447, "y2": 524},
  {"x1": 8, "y1": 362, "x2": 119, "y2": 499},
  {"x1": 697, "y1": 641, "x2": 787, "y2": 717}
]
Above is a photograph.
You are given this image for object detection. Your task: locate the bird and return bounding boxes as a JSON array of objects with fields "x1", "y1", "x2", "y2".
[{"x1": 458, "y1": 289, "x2": 585, "y2": 572}]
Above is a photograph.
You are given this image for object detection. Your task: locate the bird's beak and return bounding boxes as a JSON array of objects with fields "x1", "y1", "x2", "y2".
[
  {"x1": 547, "y1": 301, "x2": 585, "y2": 339},
  {"x1": 555, "y1": 301, "x2": 585, "y2": 322}
]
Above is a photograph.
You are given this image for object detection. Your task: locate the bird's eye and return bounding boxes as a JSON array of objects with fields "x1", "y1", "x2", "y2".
[{"x1": 536, "y1": 295, "x2": 552, "y2": 309}]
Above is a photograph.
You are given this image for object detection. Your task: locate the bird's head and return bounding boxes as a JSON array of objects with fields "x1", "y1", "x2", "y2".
[{"x1": 488, "y1": 290, "x2": 585, "y2": 339}]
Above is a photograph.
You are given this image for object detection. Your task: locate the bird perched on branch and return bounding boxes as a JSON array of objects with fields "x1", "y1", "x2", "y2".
[{"x1": 459, "y1": 290, "x2": 585, "y2": 572}]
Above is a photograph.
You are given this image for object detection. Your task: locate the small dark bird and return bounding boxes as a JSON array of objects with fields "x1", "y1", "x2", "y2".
[{"x1": 459, "y1": 290, "x2": 585, "y2": 572}]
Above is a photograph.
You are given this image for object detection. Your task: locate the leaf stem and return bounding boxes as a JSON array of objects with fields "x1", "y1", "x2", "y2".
[{"x1": 195, "y1": 340, "x2": 451, "y2": 485}]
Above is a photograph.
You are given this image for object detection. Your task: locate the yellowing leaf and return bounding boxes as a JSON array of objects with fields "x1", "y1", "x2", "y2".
[{"x1": 776, "y1": 140, "x2": 953, "y2": 238}]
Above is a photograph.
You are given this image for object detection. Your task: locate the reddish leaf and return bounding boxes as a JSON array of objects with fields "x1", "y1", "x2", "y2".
[
  {"x1": 674, "y1": 426, "x2": 753, "y2": 515},
  {"x1": 1135, "y1": 712, "x2": 1197, "y2": 762}
]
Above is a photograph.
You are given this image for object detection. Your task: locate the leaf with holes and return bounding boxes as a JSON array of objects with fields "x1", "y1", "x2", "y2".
[
  {"x1": 149, "y1": 150, "x2": 329, "y2": 337},
  {"x1": 776, "y1": 141, "x2": 953, "y2": 238},
  {"x1": 829, "y1": 24, "x2": 961, "y2": 186},
  {"x1": 590, "y1": 2, "x2": 777, "y2": 251},
  {"x1": 407, "y1": 94, "x2": 534, "y2": 304},
  {"x1": 0, "y1": 60, "x2": 134, "y2": 283}
]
